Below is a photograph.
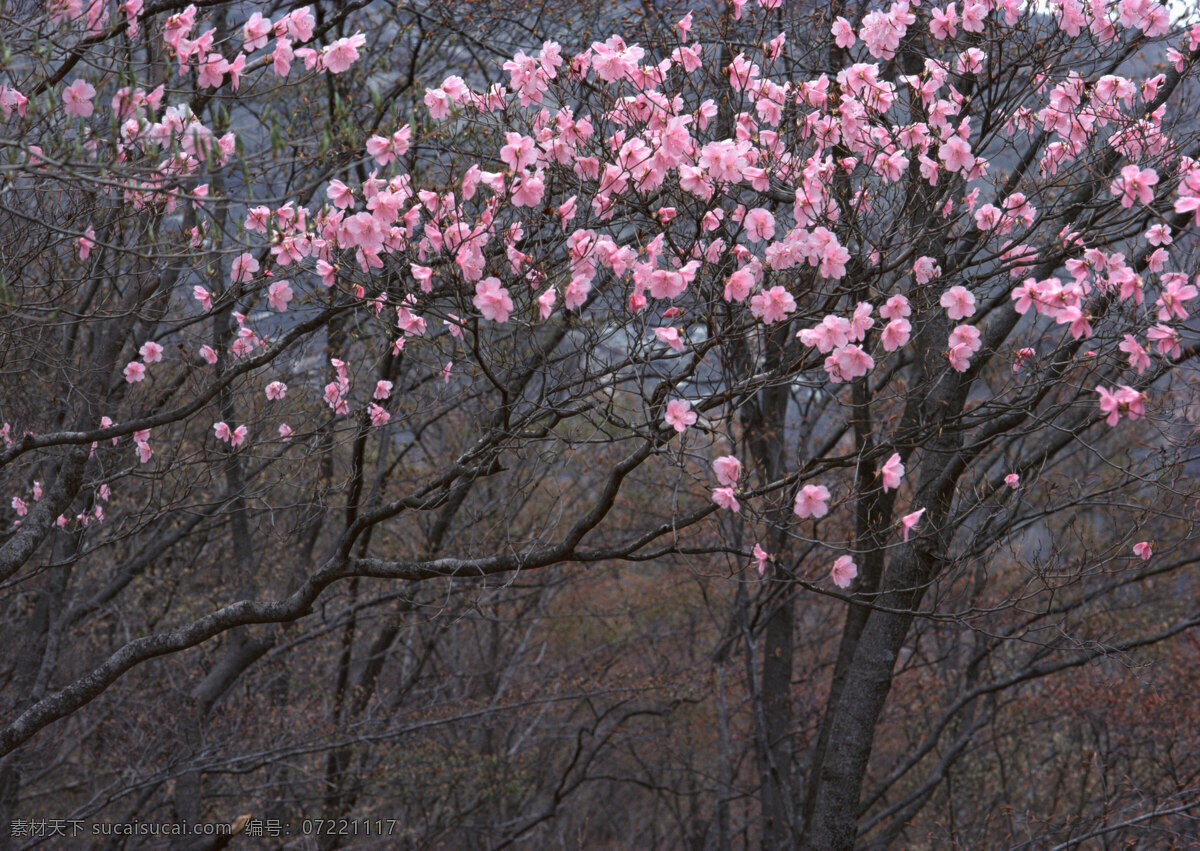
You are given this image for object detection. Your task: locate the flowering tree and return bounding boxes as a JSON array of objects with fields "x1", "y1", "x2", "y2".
[{"x1": 3, "y1": 0, "x2": 1200, "y2": 845}]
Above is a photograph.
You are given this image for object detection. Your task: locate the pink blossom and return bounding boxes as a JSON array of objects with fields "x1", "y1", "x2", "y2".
[
  {"x1": 280, "y1": 7, "x2": 315, "y2": 42},
  {"x1": 473, "y1": 277, "x2": 514, "y2": 322},
  {"x1": 712, "y1": 455, "x2": 742, "y2": 487},
  {"x1": 369, "y1": 403, "x2": 391, "y2": 427},
  {"x1": 664, "y1": 399, "x2": 697, "y2": 433},
  {"x1": 265, "y1": 381, "x2": 287, "y2": 400},
  {"x1": 798, "y1": 315, "x2": 851, "y2": 353},
  {"x1": 199, "y1": 345, "x2": 218, "y2": 364},
  {"x1": 1005, "y1": 473, "x2": 1020, "y2": 489},
  {"x1": 750, "y1": 286, "x2": 796, "y2": 325},
  {"x1": 831, "y1": 344, "x2": 874, "y2": 380},
  {"x1": 832, "y1": 16, "x2": 856, "y2": 47},
  {"x1": 511, "y1": 170, "x2": 545, "y2": 207},
  {"x1": 230, "y1": 425, "x2": 248, "y2": 447},
  {"x1": 424, "y1": 87, "x2": 451, "y2": 119},
  {"x1": 1110, "y1": 165, "x2": 1158, "y2": 207},
  {"x1": 712, "y1": 487, "x2": 740, "y2": 512},
  {"x1": 939, "y1": 135, "x2": 974, "y2": 175},
  {"x1": 62, "y1": 79, "x2": 96, "y2": 117},
  {"x1": 1096, "y1": 385, "x2": 1145, "y2": 426},
  {"x1": 948, "y1": 344, "x2": 974, "y2": 372},
  {"x1": 242, "y1": 12, "x2": 272, "y2": 51},
  {"x1": 848, "y1": 303, "x2": 874, "y2": 341},
  {"x1": 272, "y1": 37, "x2": 294, "y2": 76},
  {"x1": 1119, "y1": 335, "x2": 1151, "y2": 374},
  {"x1": 881, "y1": 318, "x2": 911, "y2": 352},
  {"x1": 374, "y1": 380, "x2": 393, "y2": 400},
  {"x1": 901, "y1": 508, "x2": 925, "y2": 542},
  {"x1": 278, "y1": 424, "x2": 293, "y2": 441},
  {"x1": 831, "y1": 555, "x2": 858, "y2": 588},
  {"x1": 793, "y1": 484, "x2": 831, "y2": 519},
  {"x1": 135, "y1": 441, "x2": 152, "y2": 463},
  {"x1": 940, "y1": 286, "x2": 976, "y2": 320},
  {"x1": 538, "y1": 287, "x2": 556, "y2": 319},
  {"x1": 1147, "y1": 324, "x2": 1181, "y2": 359},
  {"x1": 193, "y1": 286, "x2": 212, "y2": 311},
  {"x1": 78, "y1": 227, "x2": 96, "y2": 260},
  {"x1": 881, "y1": 453, "x2": 904, "y2": 492},
  {"x1": 124, "y1": 361, "x2": 146, "y2": 382},
  {"x1": 139, "y1": 341, "x2": 163, "y2": 363},
  {"x1": 197, "y1": 53, "x2": 229, "y2": 88},
  {"x1": 1156, "y1": 275, "x2": 1197, "y2": 322},
  {"x1": 655, "y1": 327, "x2": 685, "y2": 351},
  {"x1": 724, "y1": 267, "x2": 756, "y2": 303},
  {"x1": 326, "y1": 179, "x2": 354, "y2": 209},
  {"x1": 231, "y1": 253, "x2": 259, "y2": 283},
  {"x1": 914, "y1": 256, "x2": 941, "y2": 284},
  {"x1": 12, "y1": 496, "x2": 28, "y2": 517},
  {"x1": 213, "y1": 421, "x2": 232, "y2": 442},
  {"x1": 323, "y1": 33, "x2": 365, "y2": 73},
  {"x1": 267, "y1": 279, "x2": 294, "y2": 312},
  {"x1": 1133, "y1": 541, "x2": 1153, "y2": 560},
  {"x1": 743, "y1": 208, "x2": 776, "y2": 242},
  {"x1": 949, "y1": 324, "x2": 982, "y2": 354},
  {"x1": 753, "y1": 544, "x2": 769, "y2": 576}
]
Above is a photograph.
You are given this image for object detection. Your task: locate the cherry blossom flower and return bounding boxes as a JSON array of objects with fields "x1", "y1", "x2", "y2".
[
  {"x1": 712, "y1": 488, "x2": 740, "y2": 512},
  {"x1": 12, "y1": 496, "x2": 28, "y2": 517},
  {"x1": 881, "y1": 318, "x2": 911, "y2": 352},
  {"x1": 901, "y1": 508, "x2": 925, "y2": 542},
  {"x1": 664, "y1": 399, "x2": 697, "y2": 433},
  {"x1": 213, "y1": 421, "x2": 232, "y2": 442},
  {"x1": 62, "y1": 79, "x2": 96, "y2": 117},
  {"x1": 743, "y1": 208, "x2": 775, "y2": 242},
  {"x1": 199, "y1": 345, "x2": 218, "y2": 364},
  {"x1": 794, "y1": 484, "x2": 831, "y2": 519},
  {"x1": 712, "y1": 455, "x2": 742, "y2": 487},
  {"x1": 124, "y1": 361, "x2": 146, "y2": 382},
  {"x1": 1133, "y1": 541, "x2": 1153, "y2": 560},
  {"x1": 135, "y1": 441, "x2": 152, "y2": 463},
  {"x1": 230, "y1": 425, "x2": 248, "y2": 447},
  {"x1": 1119, "y1": 335, "x2": 1152, "y2": 374},
  {"x1": 940, "y1": 286, "x2": 976, "y2": 320},
  {"x1": 242, "y1": 12, "x2": 271, "y2": 51},
  {"x1": 78, "y1": 227, "x2": 96, "y2": 260},
  {"x1": 832, "y1": 16, "x2": 856, "y2": 47},
  {"x1": 323, "y1": 33, "x2": 366, "y2": 74},
  {"x1": 831, "y1": 555, "x2": 858, "y2": 588},
  {"x1": 231, "y1": 253, "x2": 259, "y2": 283},
  {"x1": 473, "y1": 277, "x2": 514, "y2": 322},
  {"x1": 1096, "y1": 385, "x2": 1146, "y2": 426},
  {"x1": 1110, "y1": 165, "x2": 1158, "y2": 207},
  {"x1": 655, "y1": 327, "x2": 685, "y2": 351},
  {"x1": 750, "y1": 286, "x2": 796, "y2": 324},
  {"x1": 369, "y1": 403, "x2": 391, "y2": 427},
  {"x1": 265, "y1": 381, "x2": 287, "y2": 400},
  {"x1": 139, "y1": 341, "x2": 163, "y2": 363},
  {"x1": 267, "y1": 279, "x2": 294, "y2": 312},
  {"x1": 914, "y1": 256, "x2": 941, "y2": 284},
  {"x1": 753, "y1": 544, "x2": 769, "y2": 576},
  {"x1": 374, "y1": 380, "x2": 393, "y2": 400},
  {"x1": 278, "y1": 424, "x2": 293, "y2": 441},
  {"x1": 723, "y1": 267, "x2": 755, "y2": 302},
  {"x1": 881, "y1": 453, "x2": 904, "y2": 492},
  {"x1": 1005, "y1": 473, "x2": 1020, "y2": 489}
]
